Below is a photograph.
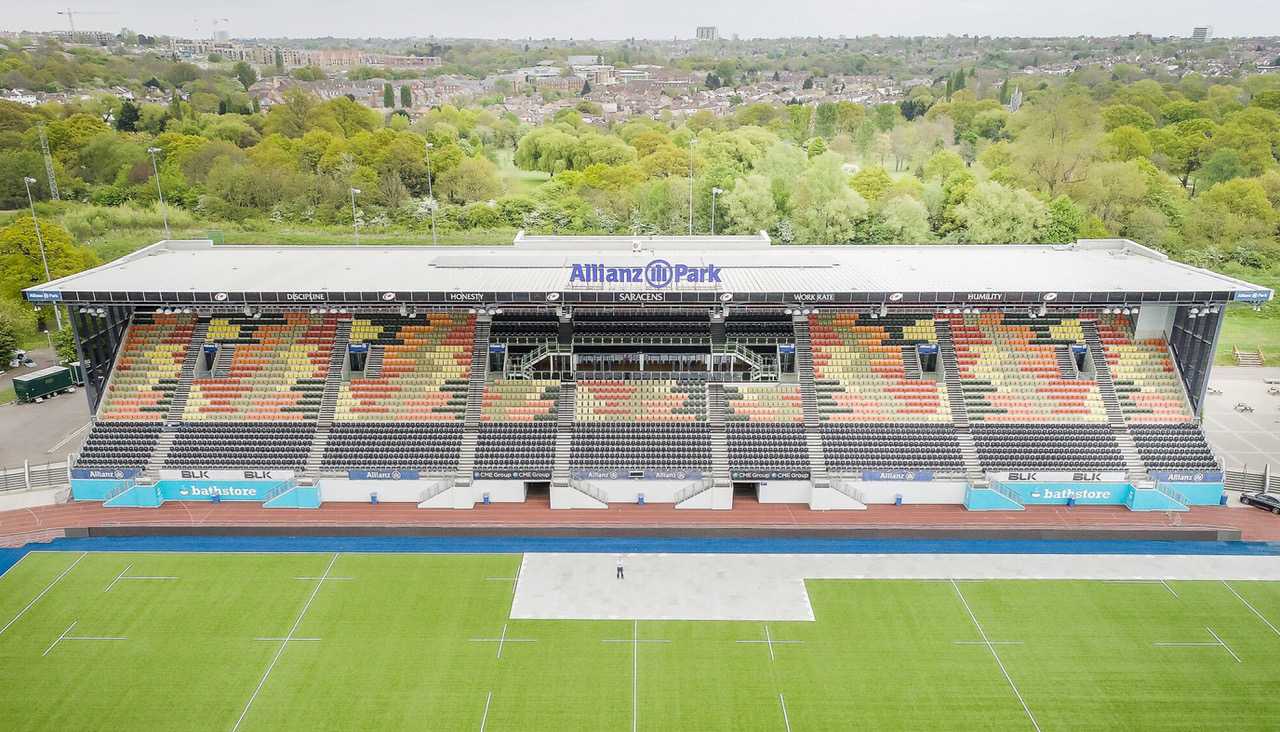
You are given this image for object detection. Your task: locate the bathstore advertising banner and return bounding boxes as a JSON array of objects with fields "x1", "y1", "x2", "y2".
[{"x1": 155, "y1": 469, "x2": 295, "y2": 501}]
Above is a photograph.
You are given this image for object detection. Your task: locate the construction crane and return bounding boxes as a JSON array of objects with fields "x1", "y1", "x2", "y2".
[
  {"x1": 56, "y1": 8, "x2": 118, "y2": 36},
  {"x1": 37, "y1": 125, "x2": 59, "y2": 202}
]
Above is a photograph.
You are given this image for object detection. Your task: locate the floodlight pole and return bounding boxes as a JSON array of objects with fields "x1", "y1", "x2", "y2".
[
  {"x1": 146, "y1": 147, "x2": 171, "y2": 238},
  {"x1": 350, "y1": 188, "x2": 362, "y2": 243},
  {"x1": 711, "y1": 187, "x2": 723, "y2": 236},
  {"x1": 688, "y1": 138, "x2": 697, "y2": 235},
  {"x1": 425, "y1": 141, "x2": 438, "y2": 245},
  {"x1": 23, "y1": 176, "x2": 61, "y2": 331}
]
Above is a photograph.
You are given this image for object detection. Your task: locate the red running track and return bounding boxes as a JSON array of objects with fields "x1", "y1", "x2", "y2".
[{"x1": 2, "y1": 497, "x2": 1278, "y2": 545}]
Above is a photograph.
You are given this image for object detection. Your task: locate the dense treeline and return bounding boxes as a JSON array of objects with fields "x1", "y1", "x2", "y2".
[{"x1": 1, "y1": 39, "x2": 1279, "y2": 357}]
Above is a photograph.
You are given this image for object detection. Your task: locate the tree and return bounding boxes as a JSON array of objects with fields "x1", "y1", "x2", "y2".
[
  {"x1": 953, "y1": 181, "x2": 1050, "y2": 243},
  {"x1": 872, "y1": 196, "x2": 932, "y2": 242},
  {"x1": 1007, "y1": 94, "x2": 1101, "y2": 196},
  {"x1": 54, "y1": 327, "x2": 77, "y2": 364},
  {"x1": 383, "y1": 83, "x2": 395, "y2": 108},
  {"x1": 115, "y1": 101, "x2": 140, "y2": 132},
  {"x1": 233, "y1": 61, "x2": 257, "y2": 91},
  {"x1": 437, "y1": 156, "x2": 502, "y2": 203},
  {"x1": 0, "y1": 218, "x2": 99, "y2": 304},
  {"x1": 850, "y1": 166, "x2": 893, "y2": 202},
  {"x1": 1199, "y1": 149, "x2": 1250, "y2": 188},
  {"x1": 400, "y1": 85, "x2": 412, "y2": 108},
  {"x1": 788, "y1": 153, "x2": 870, "y2": 243},
  {"x1": 722, "y1": 175, "x2": 779, "y2": 233},
  {"x1": 1103, "y1": 125, "x2": 1153, "y2": 162},
  {"x1": 1043, "y1": 195, "x2": 1086, "y2": 243},
  {"x1": 263, "y1": 87, "x2": 317, "y2": 138},
  {"x1": 274, "y1": 48, "x2": 284, "y2": 75},
  {"x1": 0, "y1": 310, "x2": 19, "y2": 367},
  {"x1": 581, "y1": 80, "x2": 592, "y2": 96},
  {"x1": 1150, "y1": 118, "x2": 1215, "y2": 190}
]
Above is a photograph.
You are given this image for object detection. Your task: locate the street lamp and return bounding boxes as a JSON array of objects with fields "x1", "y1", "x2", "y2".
[
  {"x1": 424, "y1": 141, "x2": 438, "y2": 245},
  {"x1": 349, "y1": 188, "x2": 362, "y2": 242},
  {"x1": 22, "y1": 176, "x2": 61, "y2": 331},
  {"x1": 711, "y1": 187, "x2": 724, "y2": 236},
  {"x1": 688, "y1": 138, "x2": 698, "y2": 236},
  {"x1": 146, "y1": 147, "x2": 171, "y2": 238}
]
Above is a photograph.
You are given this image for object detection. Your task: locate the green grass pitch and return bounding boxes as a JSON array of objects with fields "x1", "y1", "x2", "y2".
[{"x1": 1, "y1": 551, "x2": 1279, "y2": 730}]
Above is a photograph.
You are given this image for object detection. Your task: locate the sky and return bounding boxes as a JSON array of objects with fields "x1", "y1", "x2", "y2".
[{"x1": 9, "y1": 0, "x2": 1278, "y2": 41}]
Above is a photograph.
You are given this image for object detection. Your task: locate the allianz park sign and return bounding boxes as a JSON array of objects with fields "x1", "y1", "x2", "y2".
[{"x1": 568, "y1": 260, "x2": 722, "y2": 289}]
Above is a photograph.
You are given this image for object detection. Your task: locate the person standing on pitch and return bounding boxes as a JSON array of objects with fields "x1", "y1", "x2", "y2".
[{"x1": 616, "y1": 556, "x2": 624, "y2": 580}]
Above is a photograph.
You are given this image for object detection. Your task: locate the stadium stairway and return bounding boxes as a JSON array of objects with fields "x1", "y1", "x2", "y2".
[
  {"x1": 550, "y1": 381, "x2": 575, "y2": 493},
  {"x1": 452, "y1": 318, "x2": 492, "y2": 496},
  {"x1": 304, "y1": 318, "x2": 351, "y2": 475},
  {"x1": 1083, "y1": 321, "x2": 1150, "y2": 484},
  {"x1": 162, "y1": 319, "x2": 209, "y2": 423},
  {"x1": 144, "y1": 319, "x2": 210, "y2": 475},
  {"x1": 934, "y1": 320, "x2": 984, "y2": 483},
  {"x1": 675, "y1": 382, "x2": 729, "y2": 506},
  {"x1": 794, "y1": 317, "x2": 849, "y2": 504}
]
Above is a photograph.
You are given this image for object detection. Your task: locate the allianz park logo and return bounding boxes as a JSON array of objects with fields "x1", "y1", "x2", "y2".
[{"x1": 569, "y1": 259, "x2": 722, "y2": 289}]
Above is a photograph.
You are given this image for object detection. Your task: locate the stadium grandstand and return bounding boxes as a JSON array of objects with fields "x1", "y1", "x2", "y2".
[{"x1": 24, "y1": 233, "x2": 1272, "y2": 512}]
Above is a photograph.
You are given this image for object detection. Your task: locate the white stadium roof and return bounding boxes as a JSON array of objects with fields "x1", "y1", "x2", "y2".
[{"x1": 23, "y1": 235, "x2": 1273, "y2": 307}]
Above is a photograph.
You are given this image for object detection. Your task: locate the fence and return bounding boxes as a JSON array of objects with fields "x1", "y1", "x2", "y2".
[{"x1": 0, "y1": 457, "x2": 72, "y2": 493}]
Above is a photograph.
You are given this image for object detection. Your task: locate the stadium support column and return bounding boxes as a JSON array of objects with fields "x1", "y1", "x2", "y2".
[{"x1": 452, "y1": 316, "x2": 491, "y2": 507}]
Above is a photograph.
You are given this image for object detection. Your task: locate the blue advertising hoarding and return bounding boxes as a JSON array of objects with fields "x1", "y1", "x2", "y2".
[{"x1": 347, "y1": 469, "x2": 421, "y2": 480}]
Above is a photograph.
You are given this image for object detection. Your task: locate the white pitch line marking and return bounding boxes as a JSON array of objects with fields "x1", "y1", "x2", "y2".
[
  {"x1": 294, "y1": 576, "x2": 353, "y2": 581},
  {"x1": 104, "y1": 563, "x2": 133, "y2": 593},
  {"x1": 469, "y1": 624, "x2": 536, "y2": 660},
  {"x1": 779, "y1": 693, "x2": 792, "y2": 732},
  {"x1": 1222, "y1": 581, "x2": 1280, "y2": 638},
  {"x1": 42, "y1": 620, "x2": 77, "y2": 658},
  {"x1": 0, "y1": 552, "x2": 85, "y2": 638},
  {"x1": 104, "y1": 563, "x2": 179, "y2": 593},
  {"x1": 951, "y1": 580, "x2": 1041, "y2": 732},
  {"x1": 1205, "y1": 627, "x2": 1242, "y2": 664},
  {"x1": 953, "y1": 640, "x2": 1024, "y2": 646},
  {"x1": 1154, "y1": 627, "x2": 1242, "y2": 663},
  {"x1": 1101, "y1": 579, "x2": 1179, "y2": 598},
  {"x1": 735, "y1": 624, "x2": 803, "y2": 661},
  {"x1": 232, "y1": 552, "x2": 340, "y2": 732},
  {"x1": 479, "y1": 691, "x2": 493, "y2": 732},
  {"x1": 603, "y1": 620, "x2": 672, "y2": 732},
  {"x1": 253, "y1": 637, "x2": 321, "y2": 642}
]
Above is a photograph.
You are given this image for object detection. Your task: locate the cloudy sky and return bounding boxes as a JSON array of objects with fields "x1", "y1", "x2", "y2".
[{"x1": 9, "y1": 0, "x2": 1276, "y2": 40}]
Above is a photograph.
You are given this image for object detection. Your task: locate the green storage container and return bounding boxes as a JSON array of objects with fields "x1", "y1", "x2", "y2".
[{"x1": 13, "y1": 366, "x2": 75, "y2": 403}]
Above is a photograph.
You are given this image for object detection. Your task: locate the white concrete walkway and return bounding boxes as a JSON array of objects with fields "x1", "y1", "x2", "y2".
[{"x1": 509, "y1": 553, "x2": 1280, "y2": 621}]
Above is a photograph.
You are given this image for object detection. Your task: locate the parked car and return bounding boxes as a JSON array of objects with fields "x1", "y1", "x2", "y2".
[
  {"x1": 8, "y1": 350, "x2": 36, "y2": 369},
  {"x1": 1240, "y1": 492, "x2": 1280, "y2": 514}
]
